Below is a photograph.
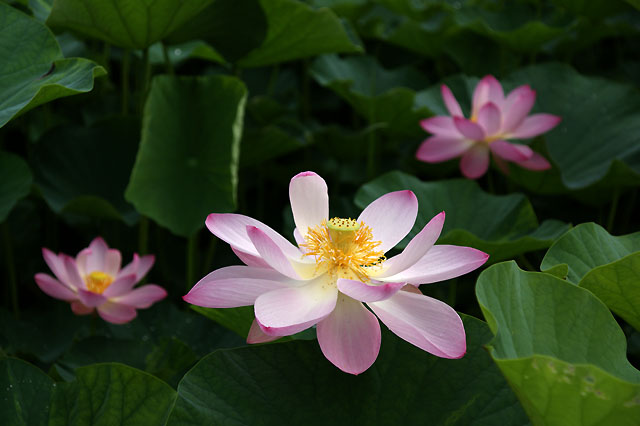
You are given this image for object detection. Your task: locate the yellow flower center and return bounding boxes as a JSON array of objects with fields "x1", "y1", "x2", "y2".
[
  {"x1": 302, "y1": 217, "x2": 385, "y2": 282},
  {"x1": 85, "y1": 271, "x2": 114, "y2": 294}
]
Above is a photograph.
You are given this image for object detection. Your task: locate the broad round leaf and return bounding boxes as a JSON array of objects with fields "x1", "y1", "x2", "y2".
[
  {"x1": 0, "y1": 358, "x2": 54, "y2": 426},
  {"x1": 542, "y1": 223, "x2": 640, "y2": 331},
  {"x1": 125, "y1": 75, "x2": 247, "y2": 237},
  {"x1": 541, "y1": 223, "x2": 640, "y2": 283},
  {"x1": 0, "y1": 3, "x2": 105, "y2": 128},
  {"x1": 167, "y1": 315, "x2": 528, "y2": 425},
  {"x1": 165, "y1": 0, "x2": 268, "y2": 63},
  {"x1": 310, "y1": 54, "x2": 430, "y2": 136},
  {"x1": 49, "y1": 363, "x2": 176, "y2": 426},
  {"x1": 355, "y1": 171, "x2": 569, "y2": 263},
  {"x1": 46, "y1": 0, "x2": 213, "y2": 49},
  {"x1": 476, "y1": 262, "x2": 640, "y2": 426},
  {"x1": 237, "y1": 0, "x2": 363, "y2": 67}
]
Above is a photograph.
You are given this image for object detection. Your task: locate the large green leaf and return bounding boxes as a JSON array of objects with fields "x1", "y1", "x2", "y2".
[
  {"x1": 56, "y1": 336, "x2": 198, "y2": 388},
  {"x1": 165, "y1": 0, "x2": 268, "y2": 63},
  {"x1": 49, "y1": 363, "x2": 176, "y2": 426},
  {"x1": 240, "y1": 95, "x2": 313, "y2": 167},
  {"x1": 580, "y1": 254, "x2": 640, "y2": 331},
  {"x1": 0, "y1": 306, "x2": 90, "y2": 364},
  {"x1": 125, "y1": 75, "x2": 247, "y2": 237},
  {"x1": 237, "y1": 0, "x2": 363, "y2": 67},
  {"x1": 541, "y1": 223, "x2": 640, "y2": 330},
  {"x1": 541, "y1": 223, "x2": 640, "y2": 283},
  {"x1": 0, "y1": 152, "x2": 32, "y2": 222},
  {"x1": 167, "y1": 315, "x2": 528, "y2": 425},
  {"x1": 310, "y1": 54, "x2": 430, "y2": 135},
  {"x1": 46, "y1": 0, "x2": 212, "y2": 49},
  {"x1": 0, "y1": 3, "x2": 105, "y2": 128},
  {"x1": 0, "y1": 358, "x2": 54, "y2": 426},
  {"x1": 355, "y1": 171, "x2": 569, "y2": 263},
  {"x1": 32, "y1": 117, "x2": 140, "y2": 224},
  {"x1": 476, "y1": 262, "x2": 640, "y2": 426},
  {"x1": 506, "y1": 64, "x2": 640, "y2": 189},
  {"x1": 168, "y1": 0, "x2": 362, "y2": 66},
  {"x1": 362, "y1": 1, "x2": 568, "y2": 59}
]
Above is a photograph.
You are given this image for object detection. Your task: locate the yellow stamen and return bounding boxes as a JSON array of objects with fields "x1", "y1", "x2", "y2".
[
  {"x1": 302, "y1": 217, "x2": 385, "y2": 282},
  {"x1": 85, "y1": 271, "x2": 113, "y2": 294}
]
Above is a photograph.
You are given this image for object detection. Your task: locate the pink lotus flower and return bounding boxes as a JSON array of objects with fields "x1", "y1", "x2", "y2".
[
  {"x1": 417, "y1": 75, "x2": 561, "y2": 179},
  {"x1": 35, "y1": 237, "x2": 167, "y2": 324},
  {"x1": 184, "y1": 172, "x2": 489, "y2": 374}
]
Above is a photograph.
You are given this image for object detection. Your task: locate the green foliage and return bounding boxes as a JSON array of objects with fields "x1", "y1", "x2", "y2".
[
  {"x1": 2, "y1": 1, "x2": 640, "y2": 424},
  {"x1": 166, "y1": 316, "x2": 528, "y2": 425},
  {"x1": 0, "y1": 3, "x2": 105, "y2": 128},
  {"x1": 237, "y1": 0, "x2": 363, "y2": 67},
  {"x1": 476, "y1": 262, "x2": 640, "y2": 426},
  {"x1": 310, "y1": 54, "x2": 430, "y2": 135},
  {"x1": 508, "y1": 64, "x2": 640, "y2": 189},
  {"x1": 167, "y1": 0, "x2": 362, "y2": 66},
  {"x1": 0, "y1": 358, "x2": 54, "y2": 426},
  {"x1": 356, "y1": 171, "x2": 569, "y2": 262},
  {"x1": 192, "y1": 305, "x2": 254, "y2": 338},
  {"x1": 49, "y1": 363, "x2": 176, "y2": 425},
  {"x1": 0, "y1": 152, "x2": 32, "y2": 222},
  {"x1": 32, "y1": 117, "x2": 140, "y2": 224},
  {"x1": 542, "y1": 223, "x2": 640, "y2": 330},
  {"x1": 125, "y1": 75, "x2": 247, "y2": 236},
  {"x1": 46, "y1": 0, "x2": 213, "y2": 49}
]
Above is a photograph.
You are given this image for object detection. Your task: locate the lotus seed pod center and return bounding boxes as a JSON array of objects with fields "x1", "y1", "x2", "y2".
[{"x1": 327, "y1": 218, "x2": 360, "y2": 252}]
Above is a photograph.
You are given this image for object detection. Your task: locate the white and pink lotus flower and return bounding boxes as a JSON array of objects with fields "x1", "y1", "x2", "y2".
[
  {"x1": 417, "y1": 75, "x2": 561, "y2": 179},
  {"x1": 184, "y1": 172, "x2": 489, "y2": 374},
  {"x1": 35, "y1": 237, "x2": 167, "y2": 324}
]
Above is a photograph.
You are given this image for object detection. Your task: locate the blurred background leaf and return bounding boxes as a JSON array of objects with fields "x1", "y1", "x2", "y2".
[{"x1": 125, "y1": 75, "x2": 247, "y2": 237}]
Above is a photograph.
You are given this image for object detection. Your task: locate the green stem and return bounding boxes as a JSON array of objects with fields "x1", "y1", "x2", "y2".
[
  {"x1": 202, "y1": 237, "x2": 217, "y2": 277},
  {"x1": 138, "y1": 216, "x2": 149, "y2": 255},
  {"x1": 121, "y1": 49, "x2": 130, "y2": 115},
  {"x1": 140, "y1": 47, "x2": 152, "y2": 114},
  {"x1": 186, "y1": 233, "x2": 198, "y2": 292},
  {"x1": 607, "y1": 187, "x2": 621, "y2": 233},
  {"x1": 3, "y1": 223, "x2": 19, "y2": 318},
  {"x1": 162, "y1": 43, "x2": 174, "y2": 76}
]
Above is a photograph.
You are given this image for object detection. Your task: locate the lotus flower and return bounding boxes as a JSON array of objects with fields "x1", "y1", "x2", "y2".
[
  {"x1": 417, "y1": 75, "x2": 561, "y2": 179},
  {"x1": 184, "y1": 172, "x2": 489, "y2": 374},
  {"x1": 35, "y1": 237, "x2": 167, "y2": 324}
]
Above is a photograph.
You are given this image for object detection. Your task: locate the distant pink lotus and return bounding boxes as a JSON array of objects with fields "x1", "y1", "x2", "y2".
[
  {"x1": 35, "y1": 237, "x2": 167, "y2": 324},
  {"x1": 417, "y1": 75, "x2": 561, "y2": 179},
  {"x1": 184, "y1": 172, "x2": 489, "y2": 374}
]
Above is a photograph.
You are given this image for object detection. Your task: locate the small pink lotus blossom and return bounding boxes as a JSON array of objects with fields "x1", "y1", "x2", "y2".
[
  {"x1": 184, "y1": 172, "x2": 489, "y2": 374},
  {"x1": 417, "y1": 75, "x2": 561, "y2": 179},
  {"x1": 35, "y1": 237, "x2": 167, "y2": 324}
]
